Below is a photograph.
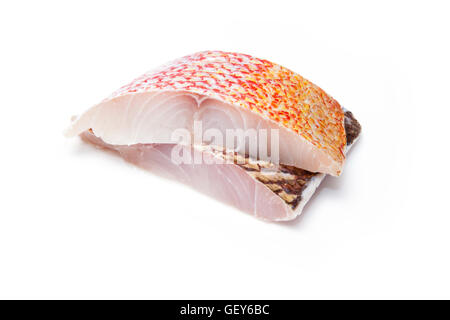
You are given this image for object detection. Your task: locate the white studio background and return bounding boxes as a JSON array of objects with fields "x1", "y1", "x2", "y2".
[{"x1": 0, "y1": 0, "x2": 449, "y2": 299}]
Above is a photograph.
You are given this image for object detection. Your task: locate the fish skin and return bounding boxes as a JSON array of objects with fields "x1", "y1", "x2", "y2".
[{"x1": 66, "y1": 51, "x2": 347, "y2": 176}]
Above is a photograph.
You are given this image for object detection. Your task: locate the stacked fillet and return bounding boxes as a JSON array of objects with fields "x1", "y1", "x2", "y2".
[{"x1": 66, "y1": 51, "x2": 361, "y2": 221}]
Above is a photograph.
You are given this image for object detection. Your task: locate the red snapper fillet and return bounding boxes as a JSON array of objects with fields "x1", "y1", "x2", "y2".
[
  {"x1": 79, "y1": 111, "x2": 360, "y2": 222},
  {"x1": 66, "y1": 51, "x2": 347, "y2": 176}
]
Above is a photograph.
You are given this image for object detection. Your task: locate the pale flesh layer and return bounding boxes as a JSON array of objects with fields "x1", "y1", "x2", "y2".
[{"x1": 66, "y1": 91, "x2": 341, "y2": 175}]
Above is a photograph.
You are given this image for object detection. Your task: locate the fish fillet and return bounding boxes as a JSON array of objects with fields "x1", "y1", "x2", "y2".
[
  {"x1": 80, "y1": 111, "x2": 361, "y2": 221},
  {"x1": 66, "y1": 51, "x2": 347, "y2": 176}
]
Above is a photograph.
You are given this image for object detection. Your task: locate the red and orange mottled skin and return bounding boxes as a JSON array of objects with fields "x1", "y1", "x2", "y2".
[{"x1": 109, "y1": 51, "x2": 346, "y2": 164}]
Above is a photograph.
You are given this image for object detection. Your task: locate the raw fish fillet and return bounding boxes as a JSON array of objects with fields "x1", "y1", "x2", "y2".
[
  {"x1": 66, "y1": 51, "x2": 347, "y2": 176},
  {"x1": 80, "y1": 111, "x2": 361, "y2": 221}
]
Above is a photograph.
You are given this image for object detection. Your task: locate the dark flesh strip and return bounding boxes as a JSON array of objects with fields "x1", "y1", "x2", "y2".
[{"x1": 221, "y1": 111, "x2": 361, "y2": 209}]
